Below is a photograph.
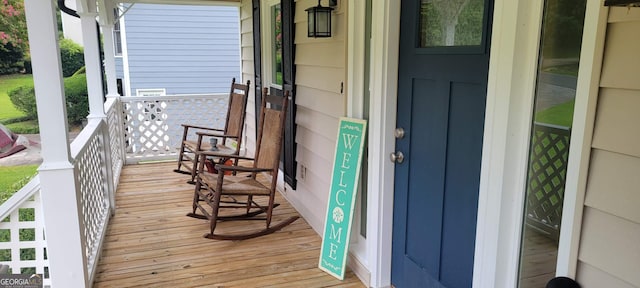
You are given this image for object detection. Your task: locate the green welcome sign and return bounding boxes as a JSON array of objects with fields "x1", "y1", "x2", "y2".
[{"x1": 318, "y1": 117, "x2": 367, "y2": 280}]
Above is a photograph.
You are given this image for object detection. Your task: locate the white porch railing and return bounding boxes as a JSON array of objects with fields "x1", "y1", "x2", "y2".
[
  {"x1": 69, "y1": 118, "x2": 113, "y2": 282},
  {"x1": 0, "y1": 177, "x2": 50, "y2": 286},
  {"x1": 105, "y1": 98, "x2": 125, "y2": 187},
  {"x1": 0, "y1": 93, "x2": 228, "y2": 286},
  {"x1": 120, "y1": 94, "x2": 229, "y2": 164}
]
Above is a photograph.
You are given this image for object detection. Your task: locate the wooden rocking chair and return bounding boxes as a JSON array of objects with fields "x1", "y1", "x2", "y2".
[
  {"x1": 173, "y1": 78, "x2": 250, "y2": 183},
  {"x1": 187, "y1": 89, "x2": 298, "y2": 240}
]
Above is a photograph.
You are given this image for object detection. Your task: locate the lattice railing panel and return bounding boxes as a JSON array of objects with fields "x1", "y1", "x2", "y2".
[
  {"x1": 74, "y1": 128, "x2": 109, "y2": 275},
  {"x1": 121, "y1": 94, "x2": 228, "y2": 161},
  {"x1": 525, "y1": 123, "x2": 571, "y2": 239},
  {"x1": 0, "y1": 183, "x2": 51, "y2": 287},
  {"x1": 106, "y1": 98, "x2": 124, "y2": 186}
]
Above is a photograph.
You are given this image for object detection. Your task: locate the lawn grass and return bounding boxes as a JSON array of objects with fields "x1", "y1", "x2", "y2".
[
  {"x1": 0, "y1": 165, "x2": 38, "y2": 203},
  {"x1": 5, "y1": 120, "x2": 39, "y2": 134},
  {"x1": 0, "y1": 74, "x2": 38, "y2": 133},
  {"x1": 535, "y1": 99, "x2": 575, "y2": 127},
  {"x1": 0, "y1": 74, "x2": 33, "y2": 121}
]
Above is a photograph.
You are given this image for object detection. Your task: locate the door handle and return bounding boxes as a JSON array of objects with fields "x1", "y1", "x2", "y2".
[
  {"x1": 390, "y1": 151, "x2": 404, "y2": 164},
  {"x1": 395, "y1": 128, "x2": 405, "y2": 139}
]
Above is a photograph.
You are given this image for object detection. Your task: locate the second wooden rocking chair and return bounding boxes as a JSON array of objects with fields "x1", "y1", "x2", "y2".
[
  {"x1": 187, "y1": 89, "x2": 298, "y2": 240},
  {"x1": 174, "y1": 78, "x2": 250, "y2": 183}
]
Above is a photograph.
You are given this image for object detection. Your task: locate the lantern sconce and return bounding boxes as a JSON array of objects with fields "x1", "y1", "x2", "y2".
[{"x1": 306, "y1": 0, "x2": 336, "y2": 38}]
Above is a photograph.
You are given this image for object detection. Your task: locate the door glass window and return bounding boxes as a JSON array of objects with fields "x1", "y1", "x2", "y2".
[
  {"x1": 518, "y1": 0, "x2": 586, "y2": 287},
  {"x1": 419, "y1": 0, "x2": 485, "y2": 47},
  {"x1": 271, "y1": 4, "x2": 283, "y2": 86}
]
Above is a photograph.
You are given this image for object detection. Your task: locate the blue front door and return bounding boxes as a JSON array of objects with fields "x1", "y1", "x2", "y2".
[{"x1": 391, "y1": 0, "x2": 493, "y2": 287}]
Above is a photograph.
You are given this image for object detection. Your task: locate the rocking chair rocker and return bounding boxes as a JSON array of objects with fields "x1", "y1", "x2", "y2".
[
  {"x1": 173, "y1": 78, "x2": 250, "y2": 183},
  {"x1": 187, "y1": 89, "x2": 298, "y2": 240}
]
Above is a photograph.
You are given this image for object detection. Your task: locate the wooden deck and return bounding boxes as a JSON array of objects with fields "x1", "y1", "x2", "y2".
[
  {"x1": 519, "y1": 227, "x2": 559, "y2": 288},
  {"x1": 93, "y1": 162, "x2": 364, "y2": 288}
]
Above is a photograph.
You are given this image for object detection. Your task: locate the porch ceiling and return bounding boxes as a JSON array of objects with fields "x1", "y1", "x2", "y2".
[{"x1": 114, "y1": 0, "x2": 239, "y2": 5}]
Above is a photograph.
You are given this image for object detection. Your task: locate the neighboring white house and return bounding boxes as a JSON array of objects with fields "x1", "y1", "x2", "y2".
[{"x1": 62, "y1": 2, "x2": 241, "y2": 96}]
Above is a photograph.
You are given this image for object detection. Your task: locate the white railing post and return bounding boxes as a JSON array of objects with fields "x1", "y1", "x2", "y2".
[
  {"x1": 115, "y1": 98, "x2": 127, "y2": 170},
  {"x1": 101, "y1": 122, "x2": 117, "y2": 216},
  {"x1": 24, "y1": 0, "x2": 90, "y2": 286}
]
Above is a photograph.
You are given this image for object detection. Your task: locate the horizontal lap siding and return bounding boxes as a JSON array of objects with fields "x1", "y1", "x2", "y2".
[
  {"x1": 123, "y1": 4, "x2": 241, "y2": 95},
  {"x1": 577, "y1": 8, "x2": 640, "y2": 288},
  {"x1": 240, "y1": 0, "x2": 255, "y2": 157},
  {"x1": 284, "y1": 0, "x2": 347, "y2": 233},
  {"x1": 115, "y1": 57, "x2": 124, "y2": 80},
  {"x1": 236, "y1": 0, "x2": 348, "y2": 233}
]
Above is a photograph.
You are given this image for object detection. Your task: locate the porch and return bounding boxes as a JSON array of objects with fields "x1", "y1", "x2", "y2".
[
  {"x1": 0, "y1": 92, "x2": 365, "y2": 286},
  {"x1": 93, "y1": 162, "x2": 364, "y2": 287}
]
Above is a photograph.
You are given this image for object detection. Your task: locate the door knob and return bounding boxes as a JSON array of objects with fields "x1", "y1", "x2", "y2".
[
  {"x1": 394, "y1": 128, "x2": 405, "y2": 139},
  {"x1": 390, "y1": 151, "x2": 404, "y2": 164}
]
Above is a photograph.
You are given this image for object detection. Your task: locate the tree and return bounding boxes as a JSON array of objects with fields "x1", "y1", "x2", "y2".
[
  {"x1": 421, "y1": 0, "x2": 483, "y2": 47},
  {"x1": 430, "y1": 0, "x2": 471, "y2": 46},
  {"x1": 0, "y1": 0, "x2": 28, "y2": 74}
]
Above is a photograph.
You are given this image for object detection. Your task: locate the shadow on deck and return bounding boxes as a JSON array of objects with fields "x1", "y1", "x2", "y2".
[{"x1": 94, "y1": 162, "x2": 364, "y2": 287}]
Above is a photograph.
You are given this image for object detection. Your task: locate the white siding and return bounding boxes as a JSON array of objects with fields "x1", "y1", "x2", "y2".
[
  {"x1": 576, "y1": 7, "x2": 640, "y2": 288},
  {"x1": 239, "y1": 0, "x2": 349, "y2": 234},
  {"x1": 286, "y1": 0, "x2": 348, "y2": 233}
]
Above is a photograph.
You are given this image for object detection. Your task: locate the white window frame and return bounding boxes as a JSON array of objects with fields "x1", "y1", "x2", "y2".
[
  {"x1": 113, "y1": 7, "x2": 123, "y2": 57},
  {"x1": 260, "y1": 0, "x2": 283, "y2": 91}
]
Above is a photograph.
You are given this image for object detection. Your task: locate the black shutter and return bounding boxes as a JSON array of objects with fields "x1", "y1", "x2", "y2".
[
  {"x1": 281, "y1": 0, "x2": 297, "y2": 189},
  {"x1": 252, "y1": 0, "x2": 262, "y2": 139}
]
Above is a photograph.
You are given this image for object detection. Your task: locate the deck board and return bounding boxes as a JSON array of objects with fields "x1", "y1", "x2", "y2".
[{"x1": 94, "y1": 162, "x2": 364, "y2": 288}]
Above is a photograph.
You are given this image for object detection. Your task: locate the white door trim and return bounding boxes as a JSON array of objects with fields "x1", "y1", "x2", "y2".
[
  {"x1": 473, "y1": 0, "x2": 544, "y2": 286},
  {"x1": 346, "y1": 0, "x2": 368, "y2": 279},
  {"x1": 556, "y1": 0, "x2": 608, "y2": 277},
  {"x1": 474, "y1": 0, "x2": 609, "y2": 287},
  {"x1": 366, "y1": 0, "x2": 400, "y2": 287}
]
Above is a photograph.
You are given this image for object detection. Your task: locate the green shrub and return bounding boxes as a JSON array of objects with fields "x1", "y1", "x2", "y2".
[
  {"x1": 8, "y1": 73, "x2": 88, "y2": 125},
  {"x1": 64, "y1": 74, "x2": 89, "y2": 124},
  {"x1": 7, "y1": 83, "x2": 36, "y2": 119},
  {"x1": 59, "y1": 38, "x2": 84, "y2": 77},
  {"x1": 0, "y1": 115, "x2": 31, "y2": 125},
  {"x1": 22, "y1": 56, "x2": 31, "y2": 74},
  {"x1": 0, "y1": 43, "x2": 24, "y2": 75},
  {"x1": 72, "y1": 66, "x2": 86, "y2": 76},
  {"x1": 5, "y1": 120, "x2": 38, "y2": 134}
]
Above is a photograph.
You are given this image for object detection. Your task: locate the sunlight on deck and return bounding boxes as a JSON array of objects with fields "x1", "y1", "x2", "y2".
[{"x1": 94, "y1": 162, "x2": 364, "y2": 287}]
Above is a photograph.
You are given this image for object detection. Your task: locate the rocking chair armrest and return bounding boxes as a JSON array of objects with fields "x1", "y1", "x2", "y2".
[
  {"x1": 215, "y1": 165, "x2": 272, "y2": 173},
  {"x1": 195, "y1": 131, "x2": 240, "y2": 139},
  {"x1": 196, "y1": 151, "x2": 255, "y2": 161},
  {"x1": 181, "y1": 124, "x2": 224, "y2": 132}
]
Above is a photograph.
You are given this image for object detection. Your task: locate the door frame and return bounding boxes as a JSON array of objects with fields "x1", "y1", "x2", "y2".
[
  {"x1": 363, "y1": 0, "x2": 606, "y2": 287},
  {"x1": 361, "y1": 1, "x2": 400, "y2": 287},
  {"x1": 473, "y1": 0, "x2": 607, "y2": 286}
]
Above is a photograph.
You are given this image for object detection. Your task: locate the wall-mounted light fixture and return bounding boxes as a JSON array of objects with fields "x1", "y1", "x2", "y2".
[{"x1": 306, "y1": 0, "x2": 335, "y2": 38}]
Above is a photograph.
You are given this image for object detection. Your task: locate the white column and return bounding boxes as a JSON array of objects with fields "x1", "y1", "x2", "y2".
[
  {"x1": 23, "y1": 1, "x2": 89, "y2": 287},
  {"x1": 79, "y1": 1, "x2": 117, "y2": 214},
  {"x1": 77, "y1": 0, "x2": 106, "y2": 119},
  {"x1": 101, "y1": 23, "x2": 120, "y2": 98}
]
